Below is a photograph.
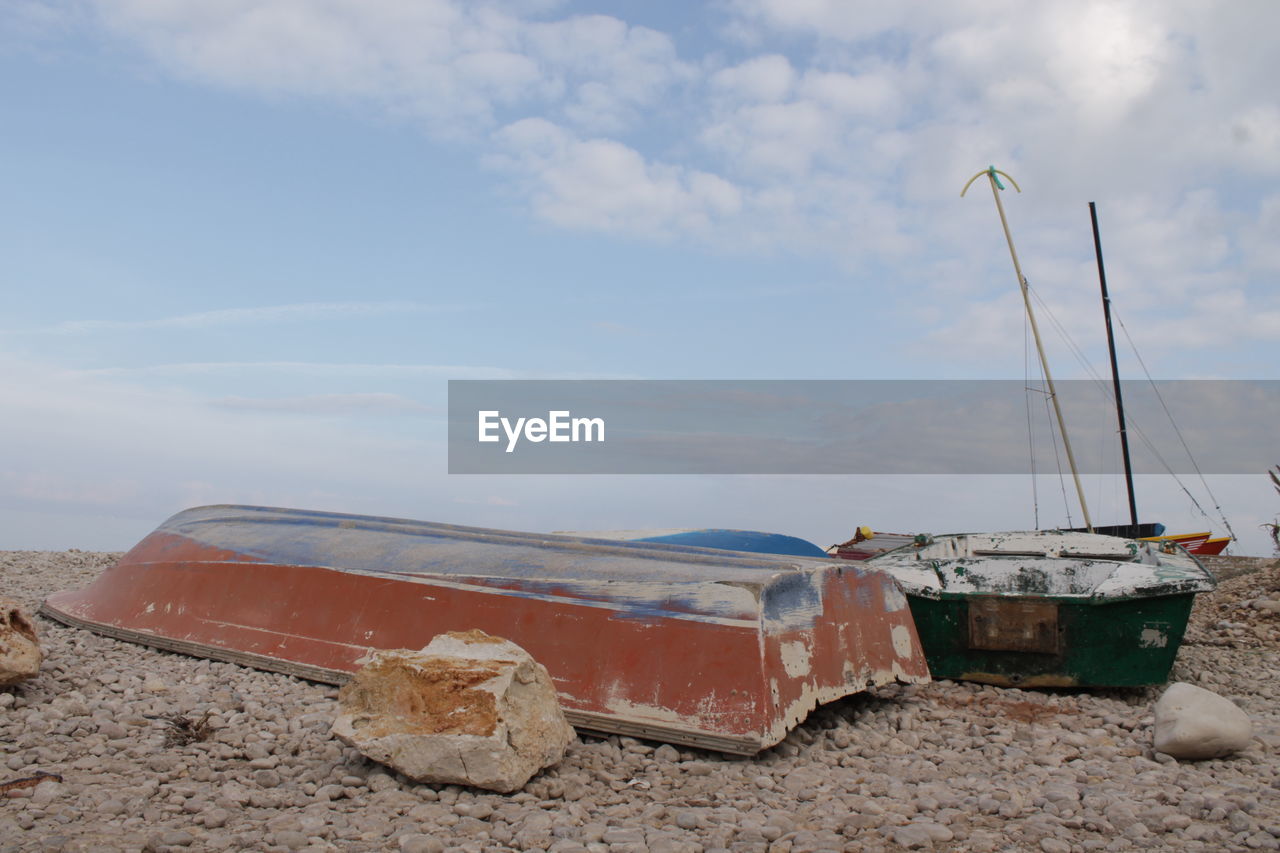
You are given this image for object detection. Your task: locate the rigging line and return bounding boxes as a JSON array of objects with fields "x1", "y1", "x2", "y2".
[
  {"x1": 1023, "y1": 281, "x2": 1123, "y2": 525},
  {"x1": 1026, "y1": 284, "x2": 1112, "y2": 389},
  {"x1": 1028, "y1": 280, "x2": 1193, "y2": 496},
  {"x1": 1026, "y1": 284, "x2": 1167, "y2": 518},
  {"x1": 1112, "y1": 392, "x2": 1218, "y2": 525},
  {"x1": 1043, "y1": 386, "x2": 1074, "y2": 528},
  {"x1": 1018, "y1": 279, "x2": 1094, "y2": 528},
  {"x1": 1097, "y1": 357, "x2": 1213, "y2": 521},
  {"x1": 1025, "y1": 284, "x2": 1130, "y2": 465},
  {"x1": 1113, "y1": 310, "x2": 1239, "y2": 542},
  {"x1": 1022, "y1": 323, "x2": 1074, "y2": 529}
]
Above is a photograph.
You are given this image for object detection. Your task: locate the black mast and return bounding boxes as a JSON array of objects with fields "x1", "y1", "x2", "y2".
[{"x1": 1089, "y1": 202, "x2": 1139, "y2": 536}]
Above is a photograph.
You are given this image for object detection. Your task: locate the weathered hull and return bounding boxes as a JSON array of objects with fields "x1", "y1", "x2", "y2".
[
  {"x1": 42, "y1": 505, "x2": 929, "y2": 754},
  {"x1": 867, "y1": 530, "x2": 1214, "y2": 688},
  {"x1": 905, "y1": 592, "x2": 1196, "y2": 687}
]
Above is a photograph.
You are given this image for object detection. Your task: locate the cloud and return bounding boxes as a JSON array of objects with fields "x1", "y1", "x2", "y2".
[
  {"x1": 71, "y1": 360, "x2": 636, "y2": 381},
  {"x1": 709, "y1": 54, "x2": 795, "y2": 103},
  {"x1": 1, "y1": 301, "x2": 469, "y2": 336},
  {"x1": 488, "y1": 118, "x2": 742, "y2": 238},
  {"x1": 211, "y1": 392, "x2": 438, "y2": 415},
  {"x1": 88, "y1": 0, "x2": 690, "y2": 137},
  {"x1": 31, "y1": 1, "x2": 1280, "y2": 366}
]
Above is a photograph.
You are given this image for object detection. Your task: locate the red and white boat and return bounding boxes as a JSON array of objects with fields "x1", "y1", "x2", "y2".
[{"x1": 43, "y1": 504, "x2": 930, "y2": 755}]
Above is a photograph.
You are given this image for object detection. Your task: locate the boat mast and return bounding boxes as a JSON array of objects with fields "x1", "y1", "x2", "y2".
[
  {"x1": 962, "y1": 166, "x2": 1094, "y2": 532},
  {"x1": 1089, "y1": 201, "x2": 1139, "y2": 535}
]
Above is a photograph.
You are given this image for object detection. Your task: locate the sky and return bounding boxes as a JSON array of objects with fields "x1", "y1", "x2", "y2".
[{"x1": 2, "y1": 0, "x2": 1277, "y2": 555}]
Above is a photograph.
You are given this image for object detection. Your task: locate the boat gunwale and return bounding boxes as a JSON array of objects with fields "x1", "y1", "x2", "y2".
[
  {"x1": 867, "y1": 530, "x2": 1216, "y2": 601},
  {"x1": 169, "y1": 504, "x2": 856, "y2": 582}
]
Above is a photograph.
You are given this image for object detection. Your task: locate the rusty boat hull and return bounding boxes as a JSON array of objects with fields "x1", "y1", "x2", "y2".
[
  {"x1": 42, "y1": 505, "x2": 929, "y2": 754},
  {"x1": 867, "y1": 531, "x2": 1216, "y2": 687}
]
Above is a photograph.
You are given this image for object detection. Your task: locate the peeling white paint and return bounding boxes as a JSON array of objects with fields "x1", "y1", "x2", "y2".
[
  {"x1": 603, "y1": 695, "x2": 693, "y2": 727},
  {"x1": 882, "y1": 582, "x2": 908, "y2": 612},
  {"x1": 779, "y1": 641, "x2": 812, "y2": 677},
  {"x1": 1139, "y1": 627, "x2": 1168, "y2": 648},
  {"x1": 891, "y1": 625, "x2": 913, "y2": 658},
  {"x1": 870, "y1": 531, "x2": 1214, "y2": 600}
]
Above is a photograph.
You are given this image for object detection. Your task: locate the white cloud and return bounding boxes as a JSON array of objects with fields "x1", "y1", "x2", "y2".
[
  {"x1": 709, "y1": 54, "x2": 794, "y2": 103},
  {"x1": 1229, "y1": 106, "x2": 1280, "y2": 174},
  {"x1": 212, "y1": 392, "x2": 437, "y2": 415},
  {"x1": 798, "y1": 69, "x2": 896, "y2": 117},
  {"x1": 701, "y1": 100, "x2": 834, "y2": 176},
  {"x1": 72, "y1": 359, "x2": 640, "y2": 381},
  {"x1": 77, "y1": 360, "x2": 518, "y2": 379},
  {"x1": 89, "y1": 0, "x2": 689, "y2": 136},
  {"x1": 489, "y1": 118, "x2": 742, "y2": 238},
  {"x1": 526, "y1": 13, "x2": 692, "y2": 132},
  {"x1": 1, "y1": 301, "x2": 467, "y2": 336},
  {"x1": 40, "y1": 0, "x2": 1280, "y2": 363}
]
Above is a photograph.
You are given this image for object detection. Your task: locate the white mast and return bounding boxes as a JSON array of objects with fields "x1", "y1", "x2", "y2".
[{"x1": 961, "y1": 166, "x2": 1093, "y2": 532}]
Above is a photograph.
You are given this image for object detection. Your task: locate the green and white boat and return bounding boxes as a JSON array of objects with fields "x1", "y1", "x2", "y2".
[{"x1": 867, "y1": 530, "x2": 1216, "y2": 687}]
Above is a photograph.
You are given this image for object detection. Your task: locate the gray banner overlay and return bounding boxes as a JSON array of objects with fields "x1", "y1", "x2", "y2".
[{"x1": 447, "y1": 380, "x2": 1278, "y2": 474}]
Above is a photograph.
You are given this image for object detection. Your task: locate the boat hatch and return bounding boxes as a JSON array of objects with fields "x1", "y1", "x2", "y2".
[{"x1": 968, "y1": 597, "x2": 1060, "y2": 654}]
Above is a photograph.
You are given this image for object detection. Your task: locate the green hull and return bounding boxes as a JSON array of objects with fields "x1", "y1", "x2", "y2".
[{"x1": 907, "y1": 592, "x2": 1196, "y2": 687}]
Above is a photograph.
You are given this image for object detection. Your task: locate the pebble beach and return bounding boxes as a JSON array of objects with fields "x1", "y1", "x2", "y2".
[{"x1": 2, "y1": 550, "x2": 1279, "y2": 853}]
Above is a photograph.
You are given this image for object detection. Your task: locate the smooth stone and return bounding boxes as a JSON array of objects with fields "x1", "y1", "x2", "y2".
[{"x1": 1153, "y1": 683, "x2": 1253, "y2": 760}]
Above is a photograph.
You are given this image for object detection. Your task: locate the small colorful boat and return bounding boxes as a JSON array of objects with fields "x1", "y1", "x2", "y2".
[
  {"x1": 42, "y1": 505, "x2": 929, "y2": 754},
  {"x1": 1190, "y1": 536, "x2": 1231, "y2": 556},
  {"x1": 1142, "y1": 530, "x2": 1210, "y2": 551},
  {"x1": 559, "y1": 528, "x2": 831, "y2": 559},
  {"x1": 867, "y1": 530, "x2": 1215, "y2": 687},
  {"x1": 1138, "y1": 531, "x2": 1232, "y2": 555},
  {"x1": 828, "y1": 527, "x2": 920, "y2": 561}
]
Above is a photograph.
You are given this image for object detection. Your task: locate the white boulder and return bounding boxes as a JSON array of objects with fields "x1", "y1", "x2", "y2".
[
  {"x1": 332, "y1": 630, "x2": 575, "y2": 793},
  {"x1": 1153, "y1": 681, "x2": 1252, "y2": 760},
  {"x1": 0, "y1": 597, "x2": 42, "y2": 687}
]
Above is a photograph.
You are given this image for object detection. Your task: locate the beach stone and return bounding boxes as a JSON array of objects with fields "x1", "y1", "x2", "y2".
[
  {"x1": 1153, "y1": 682, "x2": 1253, "y2": 760},
  {"x1": 892, "y1": 823, "x2": 947, "y2": 848},
  {"x1": 0, "y1": 597, "x2": 42, "y2": 686},
  {"x1": 332, "y1": 630, "x2": 575, "y2": 793},
  {"x1": 399, "y1": 836, "x2": 445, "y2": 853}
]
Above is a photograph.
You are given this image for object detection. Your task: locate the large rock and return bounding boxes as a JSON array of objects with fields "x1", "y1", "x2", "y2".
[
  {"x1": 0, "y1": 597, "x2": 42, "y2": 687},
  {"x1": 1153, "y1": 682, "x2": 1253, "y2": 760},
  {"x1": 332, "y1": 630, "x2": 575, "y2": 792}
]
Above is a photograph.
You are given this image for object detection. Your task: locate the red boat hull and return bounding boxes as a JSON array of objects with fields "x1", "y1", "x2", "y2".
[{"x1": 43, "y1": 505, "x2": 929, "y2": 754}]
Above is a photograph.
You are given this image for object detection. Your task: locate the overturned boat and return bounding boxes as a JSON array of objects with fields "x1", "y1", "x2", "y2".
[
  {"x1": 866, "y1": 530, "x2": 1215, "y2": 687},
  {"x1": 555, "y1": 528, "x2": 832, "y2": 558},
  {"x1": 42, "y1": 505, "x2": 929, "y2": 754}
]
